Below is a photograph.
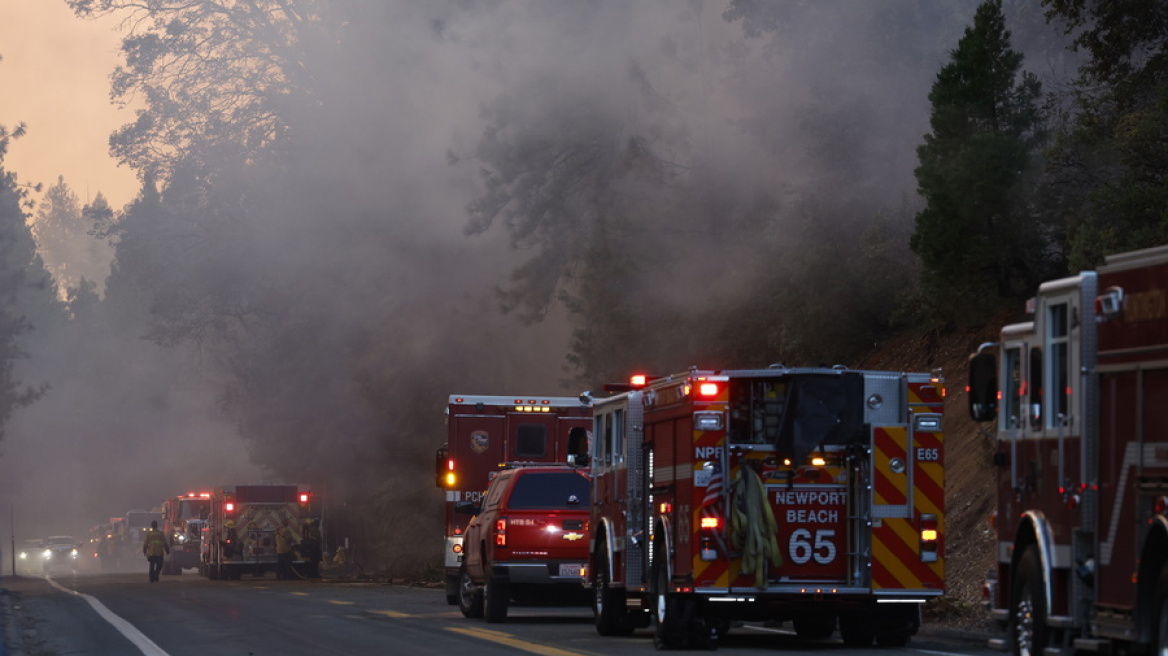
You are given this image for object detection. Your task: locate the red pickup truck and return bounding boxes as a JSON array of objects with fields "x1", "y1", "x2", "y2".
[{"x1": 456, "y1": 464, "x2": 592, "y2": 622}]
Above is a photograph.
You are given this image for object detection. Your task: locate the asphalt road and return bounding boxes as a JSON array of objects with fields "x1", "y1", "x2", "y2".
[{"x1": 0, "y1": 571, "x2": 999, "y2": 656}]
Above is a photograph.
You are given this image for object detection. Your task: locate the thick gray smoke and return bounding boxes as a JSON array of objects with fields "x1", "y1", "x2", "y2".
[{"x1": 1, "y1": 0, "x2": 1069, "y2": 571}]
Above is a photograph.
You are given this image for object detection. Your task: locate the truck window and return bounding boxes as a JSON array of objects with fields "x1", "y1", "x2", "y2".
[
  {"x1": 599, "y1": 412, "x2": 612, "y2": 465},
  {"x1": 1029, "y1": 347, "x2": 1043, "y2": 431},
  {"x1": 612, "y1": 409, "x2": 623, "y2": 462},
  {"x1": 728, "y1": 380, "x2": 788, "y2": 445},
  {"x1": 1047, "y1": 302, "x2": 1070, "y2": 428},
  {"x1": 1003, "y1": 346, "x2": 1022, "y2": 430},
  {"x1": 515, "y1": 424, "x2": 547, "y2": 458},
  {"x1": 506, "y1": 472, "x2": 591, "y2": 510}
]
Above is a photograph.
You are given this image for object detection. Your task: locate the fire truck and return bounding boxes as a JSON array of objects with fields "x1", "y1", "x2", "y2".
[
  {"x1": 200, "y1": 484, "x2": 318, "y2": 580},
  {"x1": 161, "y1": 492, "x2": 210, "y2": 575},
  {"x1": 436, "y1": 394, "x2": 592, "y2": 604},
  {"x1": 586, "y1": 367, "x2": 945, "y2": 648},
  {"x1": 967, "y1": 244, "x2": 1168, "y2": 655}
]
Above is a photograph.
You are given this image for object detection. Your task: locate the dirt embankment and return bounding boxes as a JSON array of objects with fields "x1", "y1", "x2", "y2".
[{"x1": 856, "y1": 323, "x2": 1002, "y2": 629}]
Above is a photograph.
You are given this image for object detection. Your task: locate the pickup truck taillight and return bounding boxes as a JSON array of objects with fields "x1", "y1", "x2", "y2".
[{"x1": 495, "y1": 518, "x2": 507, "y2": 547}]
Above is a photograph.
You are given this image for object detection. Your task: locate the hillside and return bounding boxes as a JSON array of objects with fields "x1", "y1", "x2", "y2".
[{"x1": 856, "y1": 322, "x2": 1003, "y2": 628}]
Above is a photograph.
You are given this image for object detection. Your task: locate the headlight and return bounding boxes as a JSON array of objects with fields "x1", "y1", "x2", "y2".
[
  {"x1": 43, "y1": 549, "x2": 52, "y2": 560},
  {"x1": 70, "y1": 549, "x2": 78, "y2": 558},
  {"x1": 19, "y1": 552, "x2": 27, "y2": 560}
]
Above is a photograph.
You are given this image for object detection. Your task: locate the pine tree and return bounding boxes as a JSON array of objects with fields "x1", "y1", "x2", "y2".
[
  {"x1": 0, "y1": 126, "x2": 50, "y2": 440},
  {"x1": 910, "y1": 0, "x2": 1046, "y2": 321}
]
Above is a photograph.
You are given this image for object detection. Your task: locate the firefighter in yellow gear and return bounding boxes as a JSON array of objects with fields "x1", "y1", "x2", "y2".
[
  {"x1": 275, "y1": 518, "x2": 299, "y2": 580},
  {"x1": 142, "y1": 520, "x2": 170, "y2": 583}
]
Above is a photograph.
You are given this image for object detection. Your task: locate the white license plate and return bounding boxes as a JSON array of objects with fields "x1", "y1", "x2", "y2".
[{"x1": 559, "y1": 563, "x2": 584, "y2": 577}]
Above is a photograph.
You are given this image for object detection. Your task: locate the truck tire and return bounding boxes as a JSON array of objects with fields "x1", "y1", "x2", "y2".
[
  {"x1": 483, "y1": 570, "x2": 509, "y2": 623},
  {"x1": 1154, "y1": 563, "x2": 1168, "y2": 656},
  {"x1": 457, "y1": 563, "x2": 483, "y2": 619},
  {"x1": 838, "y1": 609, "x2": 874, "y2": 647},
  {"x1": 652, "y1": 555, "x2": 715, "y2": 649},
  {"x1": 1011, "y1": 546, "x2": 1048, "y2": 656},
  {"x1": 593, "y1": 549, "x2": 635, "y2": 636}
]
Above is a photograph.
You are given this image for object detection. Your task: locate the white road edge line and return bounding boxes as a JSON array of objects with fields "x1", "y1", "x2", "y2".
[{"x1": 46, "y1": 578, "x2": 171, "y2": 656}]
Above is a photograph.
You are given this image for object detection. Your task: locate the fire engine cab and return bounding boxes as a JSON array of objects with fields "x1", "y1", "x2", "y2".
[
  {"x1": 586, "y1": 366, "x2": 945, "y2": 648},
  {"x1": 968, "y1": 244, "x2": 1168, "y2": 655},
  {"x1": 436, "y1": 394, "x2": 591, "y2": 604}
]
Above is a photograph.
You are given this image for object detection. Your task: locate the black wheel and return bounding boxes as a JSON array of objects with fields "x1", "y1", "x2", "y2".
[
  {"x1": 483, "y1": 570, "x2": 509, "y2": 623},
  {"x1": 874, "y1": 602, "x2": 918, "y2": 647},
  {"x1": 1011, "y1": 546, "x2": 1048, "y2": 656},
  {"x1": 653, "y1": 556, "x2": 686, "y2": 650},
  {"x1": 457, "y1": 563, "x2": 483, "y2": 619},
  {"x1": 839, "y1": 609, "x2": 874, "y2": 647},
  {"x1": 792, "y1": 612, "x2": 835, "y2": 640},
  {"x1": 1154, "y1": 564, "x2": 1168, "y2": 656},
  {"x1": 876, "y1": 632, "x2": 911, "y2": 647},
  {"x1": 594, "y1": 549, "x2": 635, "y2": 636}
]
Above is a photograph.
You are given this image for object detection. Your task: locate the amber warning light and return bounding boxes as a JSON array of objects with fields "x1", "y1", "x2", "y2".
[{"x1": 444, "y1": 459, "x2": 457, "y2": 487}]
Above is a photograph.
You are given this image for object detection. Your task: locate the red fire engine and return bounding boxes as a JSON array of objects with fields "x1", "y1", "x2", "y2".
[
  {"x1": 436, "y1": 394, "x2": 592, "y2": 604},
  {"x1": 200, "y1": 484, "x2": 318, "y2": 580},
  {"x1": 968, "y1": 244, "x2": 1168, "y2": 655},
  {"x1": 587, "y1": 366, "x2": 945, "y2": 648},
  {"x1": 161, "y1": 492, "x2": 210, "y2": 575}
]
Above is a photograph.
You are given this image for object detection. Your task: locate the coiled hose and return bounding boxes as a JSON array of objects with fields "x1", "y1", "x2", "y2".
[{"x1": 730, "y1": 465, "x2": 783, "y2": 587}]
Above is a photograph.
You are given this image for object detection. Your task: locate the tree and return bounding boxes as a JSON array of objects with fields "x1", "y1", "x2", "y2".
[
  {"x1": 0, "y1": 125, "x2": 51, "y2": 440},
  {"x1": 1042, "y1": 0, "x2": 1168, "y2": 270},
  {"x1": 32, "y1": 176, "x2": 85, "y2": 298},
  {"x1": 67, "y1": 0, "x2": 329, "y2": 182},
  {"x1": 911, "y1": 0, "x2": 1048, "y2": 321}
]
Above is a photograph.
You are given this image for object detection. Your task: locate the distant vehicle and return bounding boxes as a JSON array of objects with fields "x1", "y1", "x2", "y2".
[
  {"x1": 17, "y1": 538, "x2": 44, "y2": 574},
  {"x1": 201, "y1": 484, "x2": 318, "y2": 580},
  {"x1": 42, "y1": 536, "x2": 79, "y2": 574},
  {"x1": 162, "y1": 492, "x2": 211, "y2": 575},
  {"x1": 456, "y1": 464, "x2": 592, "y2": 622}
]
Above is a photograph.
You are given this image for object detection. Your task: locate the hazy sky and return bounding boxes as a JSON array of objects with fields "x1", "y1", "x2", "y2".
[{"x1": 0, "y1": 1, "x2": 138, "y2": 209}]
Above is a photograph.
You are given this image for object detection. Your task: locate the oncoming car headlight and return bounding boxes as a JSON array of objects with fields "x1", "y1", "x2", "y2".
[{"x1": 42, "y1": 549, "x2": 52, "y2": 560}]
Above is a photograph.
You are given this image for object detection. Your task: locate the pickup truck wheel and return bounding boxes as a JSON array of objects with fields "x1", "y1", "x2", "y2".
[
  {"x1": 457, "y1": 563, "x2": 483, "y2": 618},
  {"x1": 484, "y1": 570, "x2": 509, "y2": 623},
  {"x1": 1011, "y1": 546, "x2": 1047, "y2": 656},
  {"x1": 594, "y1": 549, "x2": 634, "y2": 636}
]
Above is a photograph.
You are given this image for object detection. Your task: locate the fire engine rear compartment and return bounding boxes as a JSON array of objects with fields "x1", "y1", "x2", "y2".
[{"x1": 589, "y1": 367, "x2": 945, "y2": 647}]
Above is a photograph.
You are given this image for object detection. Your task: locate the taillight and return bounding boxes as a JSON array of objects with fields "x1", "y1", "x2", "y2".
[
  {"x1": 299, "y1": 492, "x2": 310, "y2": 505},
  {"x1": 700, "y1": 517, "x2": 720, "y2": 530},
  {"x1": 919, "y1": 514, "x2": 939, "y2": 562},
  {"x1": 445, "y1": 459, "x2": 457, "y2": 488},
  {"x1": 698, "y1": 382, "x2": 719, "y2": 397},
  {"x1": 225, "y1": 501, "x2": 235, "y2": 514},
  {"x1": 495, "y1": 518, "x2": 507, "y2": 547}
]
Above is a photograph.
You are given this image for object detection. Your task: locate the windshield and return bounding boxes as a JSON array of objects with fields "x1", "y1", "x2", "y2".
[{"x1": 506, "y1": 472, "x2": 590, "y2": 510}]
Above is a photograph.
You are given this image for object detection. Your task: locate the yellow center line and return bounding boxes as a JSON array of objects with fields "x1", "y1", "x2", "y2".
[
  {"x1": 369, "y1": 609, "x2": 410, "y2": 618},
  {"x1": 289, "y1": 591, "x2": 309, "y2": 596},
  {"x1": 327, "y1": 600, "x2": 355, "y2": 606},
  {"x1": 446, "y1": 626, "x2": 587, "y2": 656}
]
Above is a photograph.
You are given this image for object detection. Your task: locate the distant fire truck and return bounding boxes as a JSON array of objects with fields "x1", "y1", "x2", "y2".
[
  {"x1": 161, "y1": 492, "x2": 210, "y2": 575},
  {"x1": 968, "y1": 244, "x2": 1168, "y2": 655},
  {"x1": 587, "y1": 367, "x2": 945, "y2": 648},
  {"x1": 436, "y1": 394, "x2": 592, "y2": 604},
  {"x1": 201, "y1": 484, "x2": 318, "y2": 580}
]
